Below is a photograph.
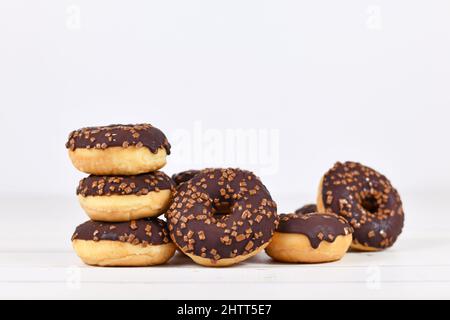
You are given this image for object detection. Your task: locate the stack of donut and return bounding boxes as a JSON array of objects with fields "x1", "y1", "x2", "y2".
[
  {"x1": 66, "y1": 125, "x2": 405, "y2": 267},
  {"x1": 66, "y1": 124, "x2": 177, "y2": 267}
]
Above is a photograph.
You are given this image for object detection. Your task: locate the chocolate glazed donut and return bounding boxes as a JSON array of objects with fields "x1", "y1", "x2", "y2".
[
  {"x1": 172, "y1": 170, "x2": 201, "y2": 186},
  {"x1": 76, "y1": 172, "x2": 175, "y2": 222},
  {"x1": 167, "y1": 168, "x2": 278, "y2": 267},
  {"x1": 72, "y1": 218, "x2": 176, "y2": 267},
  {"x1": 66, "y1": 124, "x2": 171, "y2": 175},
  {"x1": 295, "y1": 204, "x2": 318, "y2": 215},
  {"x1": 266, "y1": 212, "x2": 353, "y2": 263},
  {"x1": 317, "y1": 162, "x2": 404, "y2": 251}
]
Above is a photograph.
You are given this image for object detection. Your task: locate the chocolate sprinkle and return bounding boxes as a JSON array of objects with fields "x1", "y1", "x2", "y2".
[
  {"x1": 172, "y1": 170, "x2": 201, "y2": 186},
  {"x1": 166, "y1": 168, "x2": 279, "y2": 261},
  {"x1": 277, "y1": 212, "x2": 353, "y2": 249},
  {"x1": 71, "y1": 218, "x2": 171, "y2": 246},
  {"x1": 77, "y1": 171, "x2": 175, "y2": 197},
  {"x1": 65, "y1": 124, "x2": 171, "y2": 155},
  {"x1": 295, "y1": 204, "x2": 318, "y2": 215},
  {"x1": 321, "y1": 161, "x2": 404, "y2": 249}
]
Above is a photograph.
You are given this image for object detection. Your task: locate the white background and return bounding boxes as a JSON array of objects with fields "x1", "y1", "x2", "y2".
[
  {"x1": 0, "y1": 1, "x2": 449, "y2": 299},
  {"x1": 1, "y1": 1, "x2": 449, "y2": 198}
]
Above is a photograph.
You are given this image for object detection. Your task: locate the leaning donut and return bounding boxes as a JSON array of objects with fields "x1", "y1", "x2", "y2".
[
  {"x1": 72, "y1": 218, "x2": 176, "y2": 267},
  {"x1": 77, "y1": 172, "x2": 175, "y2": 222},
  {"x1": 266, "y1": 212, "x2": 353, "y2": 263},
  {"x1": 66, "y1": 124, "x2": 171, "y2": 175},
  {"x1": 317, "y1": 161, "x2": 404, "y2": 251},
  {"x1": 167, "y1": 168, "x2": 278, "y2": 267}
]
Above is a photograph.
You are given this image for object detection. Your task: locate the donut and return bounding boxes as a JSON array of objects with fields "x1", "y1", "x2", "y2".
[
  {"x1": 72, "y1": 218, "x2": 176, "y2": 267},
  {"x1": 172, "y1": 170, "x2": 201, "y2": 186},
  {"x1": 167, "y1": 168, "x2": 278, "y2": 267},
  {"x1": 66, "y1": 124, "x2": 171, "y2": 175},
  {"x1": 266, "y1": 212, "x2": 353, "y2": 263},
  {"x1": 317, "y1": 161, "x2": 404, "y2": 251},
  {"x1": 77, "y1": 172, "x2": 175, "y2": 222},
  {"x1": 295, "y1": 204, "x2": 318, "y2": 215}
]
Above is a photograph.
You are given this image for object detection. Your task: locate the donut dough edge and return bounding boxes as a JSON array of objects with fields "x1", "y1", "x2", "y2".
[
  {"x1": 69, "y1": 147, "x2": 167, "y2": 175},
  {"x1": 78, "y1": 190, "x2": 172, "y2": 222},
  {"x1": 72, "y1": 239, "x2": 176, "y2": 267},
  {"x1": 265, "y1": 232, "x2": 352, "y2": 263},
  {"x1": 184, "y1": 242, "x2": 270, "y2": 268}
]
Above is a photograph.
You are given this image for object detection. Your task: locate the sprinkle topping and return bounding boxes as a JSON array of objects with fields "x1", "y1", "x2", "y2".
[
  {"x1": 65, "y1": 124, "x2": 171, "y2": 154},
  {"x1": 71, "y1": 218, "x2": 171, "y2": 246}
]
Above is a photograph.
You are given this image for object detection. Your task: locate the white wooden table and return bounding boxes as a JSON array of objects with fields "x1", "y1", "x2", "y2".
[{"x1": 1, "y1": 192, "x2": 449, "y2": 299}]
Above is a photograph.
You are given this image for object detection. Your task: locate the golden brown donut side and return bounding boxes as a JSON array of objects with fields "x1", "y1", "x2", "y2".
[
  {"x1": 266, "y1": 233, "x2": 352, "y2": 263},
  {"x1": 78, "y1": 190, "x2": 173, "y2": 222},
  {"x1": 69, "y1": 147, "x2": 167, "y2": 175},
  {"x1": 72, "y1": 240, "x2": 176, "y2": 267}
]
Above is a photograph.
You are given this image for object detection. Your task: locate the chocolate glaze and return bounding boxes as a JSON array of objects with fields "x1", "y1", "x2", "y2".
[
  {"x1": 65, "y1": 124, "x2": 171, "y2": 155},
  {"x1": 172, "y1": 170, "x2": 201, "y2": 185},
  {"x1": 166, "y1": 168, "x2": 279, "y2": 261},
  {"x1": 277, "y1": 213, "x2": 353, "y2": 249},
  {"x1": 72, "y1": 218, "x2": 171, "y2": 246},
  {"x1": 77, "y1": 171, "x2": 175, "y2": 197},
  {"x1": 321, "y1": 161, "x2": 404, "y2": 249},
  {"x1": 295, "y1": 204, "x2": 318, "y2": 215}
]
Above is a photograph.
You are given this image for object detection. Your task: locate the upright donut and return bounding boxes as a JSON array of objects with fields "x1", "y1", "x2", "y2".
[
  {"x1": 77, "y1": 172, "x2": 175, "y2": 222},
  {"x1": 66, "y1": 124, "x2": 171, "y2": 175},
  {"x1": 167, "y1": 168, "x2": 278, "y2": 267},
  {"x1": 317, "y1": 161, "x2": 404, "y2": 251}
]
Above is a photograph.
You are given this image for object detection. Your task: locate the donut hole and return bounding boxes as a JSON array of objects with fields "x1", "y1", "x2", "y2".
[
  {"x1": 213, "y1": 203, "x2": 232, "y2": 217},
  {"x1": 361, "y1": 196, "x2": 379, "y2": 214},
  {"x1": 211, "y1": 199, "x2": 244, "y2": 221}
]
